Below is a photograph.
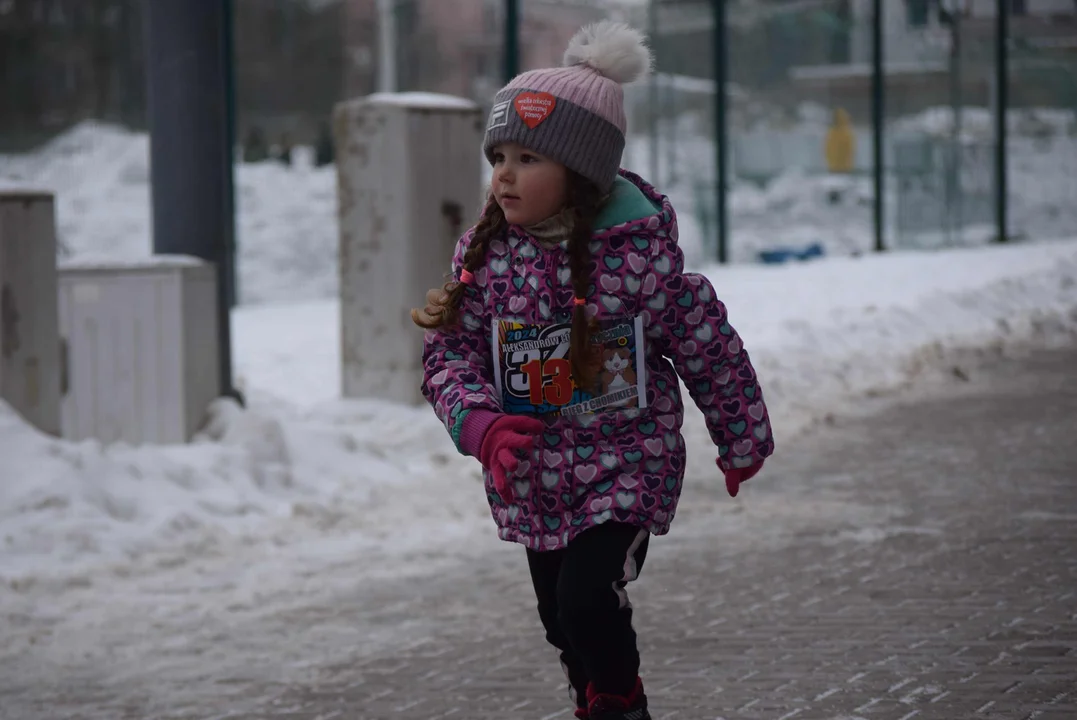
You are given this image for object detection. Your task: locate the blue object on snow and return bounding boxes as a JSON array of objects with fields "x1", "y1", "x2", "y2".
[
  {"x1": 758, "y1": 242, "x2": 826, "y2": 265},
  {"x1": 758, "y1": 249, "x2": 795, "y2": 264}
]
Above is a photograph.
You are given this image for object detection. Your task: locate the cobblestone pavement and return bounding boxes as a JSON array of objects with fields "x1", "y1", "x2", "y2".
[
  {"x1": 3, "y1": 348, "x2": 1076, "y2": 720},
  {"x1": 218, "y1": 344, "x2": 1068, "y2": 714},
  {"x1": 246, "y1": 348, "x2": 1077, "y2": 720}
]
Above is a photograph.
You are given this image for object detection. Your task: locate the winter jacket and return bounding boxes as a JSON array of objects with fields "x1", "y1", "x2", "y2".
[{"x1": 421, "y1": 169, "x2": 774, "y2": 551}]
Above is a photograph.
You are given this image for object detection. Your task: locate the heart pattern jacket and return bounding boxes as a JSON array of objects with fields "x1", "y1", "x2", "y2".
[{"x1": 422, "y1": 170, "x2": 774, "y2": 551}]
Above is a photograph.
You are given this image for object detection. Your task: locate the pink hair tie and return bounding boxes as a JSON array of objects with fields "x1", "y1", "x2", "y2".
[
  {"x1": 459, "y1": 269, "x2": 475, "y2": 285},
  {"x1": 573, "y1": 297, "x2": 587, "y2": 306}
]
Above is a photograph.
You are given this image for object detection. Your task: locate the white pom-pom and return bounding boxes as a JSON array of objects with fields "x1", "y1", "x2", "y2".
[{"x1": 563, "y1": 21, "x2": 653, "y2": 85}]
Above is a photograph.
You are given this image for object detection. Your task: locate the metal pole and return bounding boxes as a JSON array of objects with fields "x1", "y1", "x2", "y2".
[
  {"x1": 713, "y1": 0, "x2": 728, "y2": 264},
  {"x1": 648, "y1": 0, "x2": 660, "y2": 185},
  {"x1": 995, "y1": 0, "x2": 1008, "y2": 243},
  {"x1": 871, "y1": 0, "x2": 885, "y2": 252},
  {"x1": 377, "y1": 0, "x2": 397, "y2": 92},
  {"x1": 504, "y1": 0, "x2": 520, "y2": 82},
  {"x1": 144, "y1": 0, "x2": 238, "y2": 401},
  {"x1": 666, "y1": 57, "x2": 677, "y2": 184},
  {"x1": 949, "y1": 9, "x2": 963, "y2": 244},
  {"x1": 223, "y1": 0, "x2": 238, "y2": 309}
]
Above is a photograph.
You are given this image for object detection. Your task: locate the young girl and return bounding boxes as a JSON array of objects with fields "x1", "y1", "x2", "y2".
[{"x1": 414, "y1": 21, "x2": 774, "y2": 720}]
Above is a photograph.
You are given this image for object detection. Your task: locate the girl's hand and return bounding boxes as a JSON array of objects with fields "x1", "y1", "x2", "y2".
[
  {"x1": 721, "y1": 462, "x2": 763, "y2": 498},
  {"x1": 415, "y1": 287, "x2": 450, "y2": 325},
  {"x1": 480, "y1": 415, "x2": 545, "y2": 503}
]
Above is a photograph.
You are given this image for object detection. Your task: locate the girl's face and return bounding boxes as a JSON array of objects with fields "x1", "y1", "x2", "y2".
[{"x1": 490, "y1": 143, "x2": 568, "y2": 226}]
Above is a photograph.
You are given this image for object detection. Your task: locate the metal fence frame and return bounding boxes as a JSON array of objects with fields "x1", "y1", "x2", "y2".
[{"x1": 624, "y1": 0, "x2": 1028, "y2": 262}]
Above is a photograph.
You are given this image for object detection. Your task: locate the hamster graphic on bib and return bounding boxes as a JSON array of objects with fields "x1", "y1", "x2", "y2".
[{"x1": 493, "y1": 316, "x2": 647, "y2": 417}]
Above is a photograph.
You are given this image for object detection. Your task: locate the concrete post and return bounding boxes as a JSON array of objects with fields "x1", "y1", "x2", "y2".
[
  {"x1": 334, "y1": 92, "x2": 483, "y2": 405},
  {"x1": 0, "y1": 192, "x2": 61, "y2": 436}
]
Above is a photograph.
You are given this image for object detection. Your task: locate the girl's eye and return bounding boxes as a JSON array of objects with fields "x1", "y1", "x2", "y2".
[
  {"x1": 492, "y1": 152, "x2": 505, "y2": 163},
  {"x1": 520, "y1": 154, "x2": 537, "y2": 164}
]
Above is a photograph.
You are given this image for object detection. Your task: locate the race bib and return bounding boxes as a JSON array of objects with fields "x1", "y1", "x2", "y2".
[{"x1": 492, "y1": 317, "x2": 647, "y2": 416}]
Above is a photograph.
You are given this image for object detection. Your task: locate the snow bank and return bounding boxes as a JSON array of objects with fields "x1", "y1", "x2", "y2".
[
  {"x1": 0, "y1": 385, "x2": 485, "y2": 589},
  {"x1": 0, "y1": 122, "x2": 339, "y2": 306},
  {"x1": 679, "y1": 238, "x2": 1077, "y2": 480},
  {"x1": 2, "y1": 236, "x2": 1075, "y2": 589}
]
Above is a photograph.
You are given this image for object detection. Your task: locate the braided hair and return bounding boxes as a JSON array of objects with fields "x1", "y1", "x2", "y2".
[
  {"x1": 410, "y1": 193, "x2": 505, "y2": 331},
  {"x1": 412, "y1": 170, "x2": 608, "y2": 386}
]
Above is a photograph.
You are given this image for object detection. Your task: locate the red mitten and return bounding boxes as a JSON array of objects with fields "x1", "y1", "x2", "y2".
[
  {"x1": 479, "y1": 415, "x2": 544, "y2": 503},
  {"x1": 721, "y1": 461, "x2": 763, "y2": 498}
]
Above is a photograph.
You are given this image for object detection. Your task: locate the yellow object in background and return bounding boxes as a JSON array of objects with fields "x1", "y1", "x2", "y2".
[{"x1": 825, "y1": 107, "x2": 856, "y2": 174}]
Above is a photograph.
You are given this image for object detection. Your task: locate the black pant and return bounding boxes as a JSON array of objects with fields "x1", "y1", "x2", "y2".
[{"x1": 526, "y1": 522, "x2": 651, "y2": 705}]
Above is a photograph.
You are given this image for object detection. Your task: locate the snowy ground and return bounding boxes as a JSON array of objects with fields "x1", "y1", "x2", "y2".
[
  {"x1": 2, "y1": 322, "x2": 1076, "y2": 720},
  {"x1": 1, "y1": 115, "x2": 1077, "y2": 591},
  {"x1": 2, "y1": 237, "x2": 1077, "y2": 599}
]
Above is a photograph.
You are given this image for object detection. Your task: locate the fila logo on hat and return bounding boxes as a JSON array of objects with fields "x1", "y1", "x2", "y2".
[{"x1": 487, "y1": 101, "x2": 510, "y2": 130}]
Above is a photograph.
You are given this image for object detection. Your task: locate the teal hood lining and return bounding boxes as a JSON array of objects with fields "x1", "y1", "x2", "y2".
[{"x1": 594, "y1": 175, "x2": 662, "y2": 232}]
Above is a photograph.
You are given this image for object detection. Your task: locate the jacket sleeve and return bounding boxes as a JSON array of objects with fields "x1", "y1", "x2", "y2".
[
  {"x1": 420, "y1": 231, "x2": 503, "y2": 454},
  {"x1": 643, "y1": 234, "x2": 775, "y2": 471}
]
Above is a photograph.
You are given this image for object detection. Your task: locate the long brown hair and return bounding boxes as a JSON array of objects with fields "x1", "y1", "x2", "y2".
[{"x1": 411, "y1": 170, "x2": 606, "y2": 386}]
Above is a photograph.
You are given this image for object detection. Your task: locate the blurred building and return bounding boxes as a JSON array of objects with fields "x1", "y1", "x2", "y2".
[
  {"x1": 341, "y1": 0, "x2": 607, "y2": 108},
  {"x1": 798, "y1": 0, "x2": 1077, "y2": 120},
  {"x1": 627, "y1": 0, "x2": 1076, "y2": 125},
  {"x1": 850, "y1": 0, "x2": 1077, "y2": 67}
]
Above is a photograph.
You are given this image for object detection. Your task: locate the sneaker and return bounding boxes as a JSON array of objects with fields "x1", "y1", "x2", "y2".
[{"x1": 585, "y1": 677, "x2": 651, "y2": 720}]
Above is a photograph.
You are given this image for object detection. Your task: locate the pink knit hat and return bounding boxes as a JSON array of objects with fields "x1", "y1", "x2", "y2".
[{"x1": 483, "y1": 21, "x2": 653, "y2": 192}]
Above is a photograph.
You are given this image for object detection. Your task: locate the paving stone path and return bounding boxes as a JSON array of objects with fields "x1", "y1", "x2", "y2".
[
  {"x1": 2, "y1": 348, "x2": 1075, "y2": 720},
  {"x1": 261, "y1": 348, "x2": 1077, "y2": 720}
]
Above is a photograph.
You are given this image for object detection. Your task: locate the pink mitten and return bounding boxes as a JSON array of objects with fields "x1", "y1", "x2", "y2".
[
  {"x1": 721, "y1": 461, "x2": 763, "y2": 498},
  {"x1": 479, "y1": 415, "x2": 544, "y2": 503}
]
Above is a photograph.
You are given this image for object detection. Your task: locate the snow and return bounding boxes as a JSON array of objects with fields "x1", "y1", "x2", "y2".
[
  {"x1": 59, "y1": 254, "x2": 206, "y2": 272},
  {"x1": 364, "y1": 91, "x2": 480, "y2": 110},
  {"x1": 3, "y1": 112, "x2": 1073, "y2": 305},
  {"x1": 0, "y1": 122, "x2": 340, "y2": 305},
  {"x1": 0, "y1": 119, "x2": 1076, "y2": 608},
  {"x1": 623, "y1": 106, "x2": 1077, "y2": 267},
  {"x1": 2, "y1": 234, "x2": 1076, "y2": 593},
  {"x1": 790, "y1": 61, "x2": 948, "y2": 80},
  {"x1": 0, "y1": 119, "x2": 1076, "y2": 711}
]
